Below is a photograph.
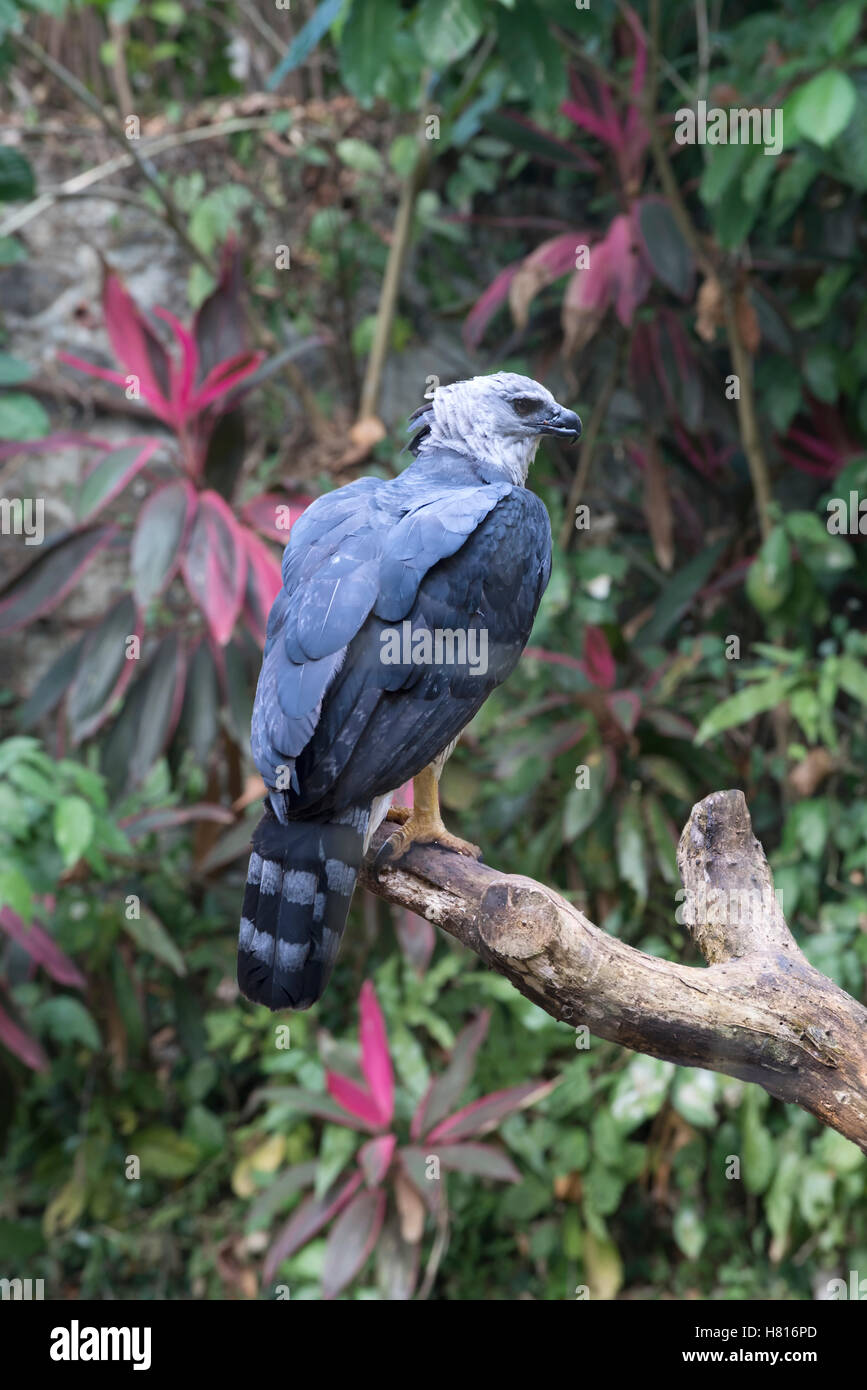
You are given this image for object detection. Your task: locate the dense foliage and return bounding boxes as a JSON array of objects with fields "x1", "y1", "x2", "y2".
[{"x1": 1, "y1": 0, "x2": 866, "y2": 1300}]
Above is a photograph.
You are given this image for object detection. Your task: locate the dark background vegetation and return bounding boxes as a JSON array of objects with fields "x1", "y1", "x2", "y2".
[{"x1": 1, "y1": 0, "x2": 867, "y2": 1299}]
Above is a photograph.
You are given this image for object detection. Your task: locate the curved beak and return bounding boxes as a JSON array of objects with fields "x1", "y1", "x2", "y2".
[{"x1": 539, "y1": 405, "x2": 582, "y2": 444}]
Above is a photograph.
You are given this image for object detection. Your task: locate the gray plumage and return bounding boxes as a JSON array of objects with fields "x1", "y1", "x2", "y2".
[{"x1": 238, "y1": 372, "x2": 581, "y2": 1009}]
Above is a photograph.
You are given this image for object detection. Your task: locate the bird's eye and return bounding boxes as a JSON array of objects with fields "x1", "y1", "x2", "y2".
[{"x1": 512, "y1": 397, "x2": 542, "y2": 417}]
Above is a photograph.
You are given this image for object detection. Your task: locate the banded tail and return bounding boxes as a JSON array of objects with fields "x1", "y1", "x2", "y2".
[{"x1": 237, "y1": 800, "x2": 370, "y2": 1011}]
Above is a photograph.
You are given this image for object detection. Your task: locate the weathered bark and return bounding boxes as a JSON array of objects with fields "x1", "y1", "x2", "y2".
[{"x1": 361, "y1": 789, "x2": 867, "y2": 1151}]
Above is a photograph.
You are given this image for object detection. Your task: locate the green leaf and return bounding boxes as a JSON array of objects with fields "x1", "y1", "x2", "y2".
[
  {"x1": 742, "y1": 1093, "x2": 775, "y2": 1194},
  {"x1": 635, "y1": 539, "x2": 726, "y2": 648},
  {"x1": 673, "y1": 1203, "x2": 706, "y2": 1259},
  {"x1": 0, "y1": 353, "x2": 32, "y2": 385},
  {"x1": 314, "y1": 1124, "x2": 358, "y2": 1198},
  {"x1": 610, "y1": 1056, "x2": 673, "y2": 1132},
  {"x1": 0, "y1": 147, "x2": 34, "y2": 201},
  {"x1": 672, "y1": 1069, "x2": 718, "y2": 1128},
  {"x1": 131, "y1": 1125, "x2": 200, "y2": 1178},
  {"x1": 826, "y1": 1, "x2": 862, "y2": 55},
  {"x1": 31, "y1": 996, "x2": 100, "y2": 1050},
  {"x1": 838, "y1": 654, "x2": 867, "y2": 706},
  {"x1": 792, "y1": 70, "x2": 857, "y2": 148},
  {"x1": 77, "y1": 444, "x2": 153, "y2": 522},
  {"x1": 123, "y1": 905, "x2": 186, "y2": 976},
  {"x1": 339, "y1": 0, "x2": 397, "y2": 102},
  {"x1": 0, "y1": 866, "x2": 33, "y2": 922},
  {"x1": 0, "y1": 392, "x2": 50, "y2": 441},
  {"x1": 53, "y1": 796, "x2": 94, "y2": 867},
  {"x1": 0, "y1": 236, "x2": 27, "y2": 267},
  {"x1": 335, "y1": 137, "x2": 383, "y2": 174},
  {"x1": 389, "y1": 134, "x2": 419, "y2": 177},
  {"x1": 562, "y1": 767, "x2": 605, "y2": 842},
  {"x1": 745, "y1": 527, "x2": 793, "y2": 616},
  {"x1": 416, "y1": 0, "x2": 482, "y2": 69},
  {"x1": 695, "y1": 675, "x2": 794, "y2": 745},
  {"x1": 616, "y1": 793, "x2": 648, "y2": 905}
]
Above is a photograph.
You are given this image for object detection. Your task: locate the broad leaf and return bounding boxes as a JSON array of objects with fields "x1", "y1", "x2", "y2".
[
  {"x1": 412, "y1": 1009, "x2": 490, "y2": 1139},
  {"x1": 321, "y1": 1188, "x2": 386, "y2": 1299},
  {"x1": 181, "y1": 490, "x2": 245, "y2": 645},
  {"x1": 131, "y1": 478, "x2": 195, "y2": 609},
  {"x1": 100, "y1": 633, "x2": 186, "y2": 791},
  {"x1": 66, "y1": 594, "x2": 141, "y2": 743},
  {"x1": 0, "y1": 1003, "x2": 48, "y2": 1071},
  {"x1": 263, "y1": 1171, "x2": 363, "y2": 1283},
  {"x1": 427, "y1": 1079, "x2": 555, "y2": 1143},
  {"x1": 0, "y1": 526, "x2": 117, "y2": 633},
  {"x1": 0, "y1": 907, "x2": 85, "y2": 987},
  {"x1": 124, "y1": 904, "x2": 186, "y2": 976},
  {"x1": 434, "y1": 1142, "x2": 520, "y2": 1182},
  {"x1": 77, "y1": 439, "x2": 161, "y2": 522},
  {"x1": 359, "y1": 980, "x2": 394, "y2": 1127}
]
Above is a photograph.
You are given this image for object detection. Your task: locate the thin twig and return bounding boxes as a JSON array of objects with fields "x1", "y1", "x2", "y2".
[
  {"x1": 13, "y1": 30, "x2": 214, "y2": 272},
  {"x1": 0, "y1": 116, "x2": 279, "y2": 237}
]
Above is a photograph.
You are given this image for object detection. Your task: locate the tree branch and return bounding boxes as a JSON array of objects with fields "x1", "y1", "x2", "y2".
[{"x1": 361, "y1": 789, "x2": 867, "y2": 1151}]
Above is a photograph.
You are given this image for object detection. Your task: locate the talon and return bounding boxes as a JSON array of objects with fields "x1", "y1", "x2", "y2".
[
  {"x1": 434, "y1": 830, "x2": 481, "y2": 860},
  {"x1": 372, "y1": 764, "x2": 482, "y2": 866}
]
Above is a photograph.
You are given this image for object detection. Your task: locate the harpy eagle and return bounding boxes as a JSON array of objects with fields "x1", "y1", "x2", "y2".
[{"x1": 237, "y1": 372, "x2": 581, "y2": 1010}]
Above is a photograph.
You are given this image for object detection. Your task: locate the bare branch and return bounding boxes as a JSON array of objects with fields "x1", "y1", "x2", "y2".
[{"x1": 362, "y1": 789, "x2": 867, "y2": 1152}]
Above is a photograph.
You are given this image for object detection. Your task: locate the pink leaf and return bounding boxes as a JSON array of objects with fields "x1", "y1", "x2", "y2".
[
  {"x1": 56, "y1": 353, "x2": 134, "y2": 393},
  {"x1": 242, "y1": 528, "x2": 282, "y2": 642},
  {"x1": 581, "y1": 625, "x2": 616, "y2": 690},
  {"x1": 0, "y1": 526, "x2": 118, "y2": 634},
  {"x1": 321, "y1": 1188, "x2": 386, "y2": 1299},
  {"x1": 358, "y1": 1134, "x2": 397, "y2": 1188},
  {"x1": 434, "y1": 1142, "x2": 521, "y2": 1183},
  {"x1": 180, "y1": 490, "x2": 246, "y2": 645},
  {"x1": 427, "y1": 1079, "x2": 556, "y2": 1143},
  {"x1": 0, "y1": 431, "x2": 111, "y2": 462},
  {"x1": 606, "y1": 690, "x2": 642, "y2": 734},
  {"x1": 463, "y1": 263, "x2": 521, "y2": 349},
  {"x1": 101, "y1": 269, "x2": 173, "y2": 419},
  {"x1": 560, "y1": 98, "x2": 621, "y2": 150},
  {"x1": 153, "y1": 307, "x2": 198, "y2": 419},
  {"x1": 0, "y1": 1001, "x2": 48, "y2": 1071},
  {"x1": 359, "y1": 980, "x2": 394, "y2": 1127},
  {"x1": 325, "y1": 1072, "x2": 384, "y2": 1132},
  {"x1": 263, "y1": 1171, "x2": 363, "y2": 1283},
  {"x1": 241, "y1": 491, "x2": 313, "y2": 544},
  {"x1": 190, "y1": 349, "x2": 265, "y2": 412},
  {"x1": 412, "y1": 1010, "x2": 490, "y2": 1140},
  {"x1": 524, "y1": 645, "x2": 584, "y2": 671},
  {"x1": 0, "y1": 908, "x2": 86, "y2": 988}
]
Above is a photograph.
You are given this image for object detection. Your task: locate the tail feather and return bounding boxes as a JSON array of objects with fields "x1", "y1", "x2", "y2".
[{"x1": 237, "y1": 801, "x2": 369, "y2": 1011}]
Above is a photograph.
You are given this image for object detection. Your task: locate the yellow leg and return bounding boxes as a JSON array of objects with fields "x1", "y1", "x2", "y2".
[{"x1": 376, "y1": 765, "x2": 481, "y2": 864}]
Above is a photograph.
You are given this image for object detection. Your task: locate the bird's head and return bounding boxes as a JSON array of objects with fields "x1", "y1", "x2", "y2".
[{"x1": 408, "y1": 372, "x2": 582, "y2": 484}]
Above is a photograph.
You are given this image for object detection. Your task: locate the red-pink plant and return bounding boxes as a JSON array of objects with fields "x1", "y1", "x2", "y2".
[
  {"x1": 255, "y1": 981, "x2": 554, "y2": 1299},
  {"x1": 464, "y1": 7, "x2": 675, "y2": 355},
  {"x1": 0, "y1": 244, "x2": 313, "y2": 788}
]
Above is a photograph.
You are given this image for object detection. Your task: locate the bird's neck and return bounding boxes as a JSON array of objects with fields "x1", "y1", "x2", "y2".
[{"x1": 417, "y1": 426, "x2": 538, "y2": 486}]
